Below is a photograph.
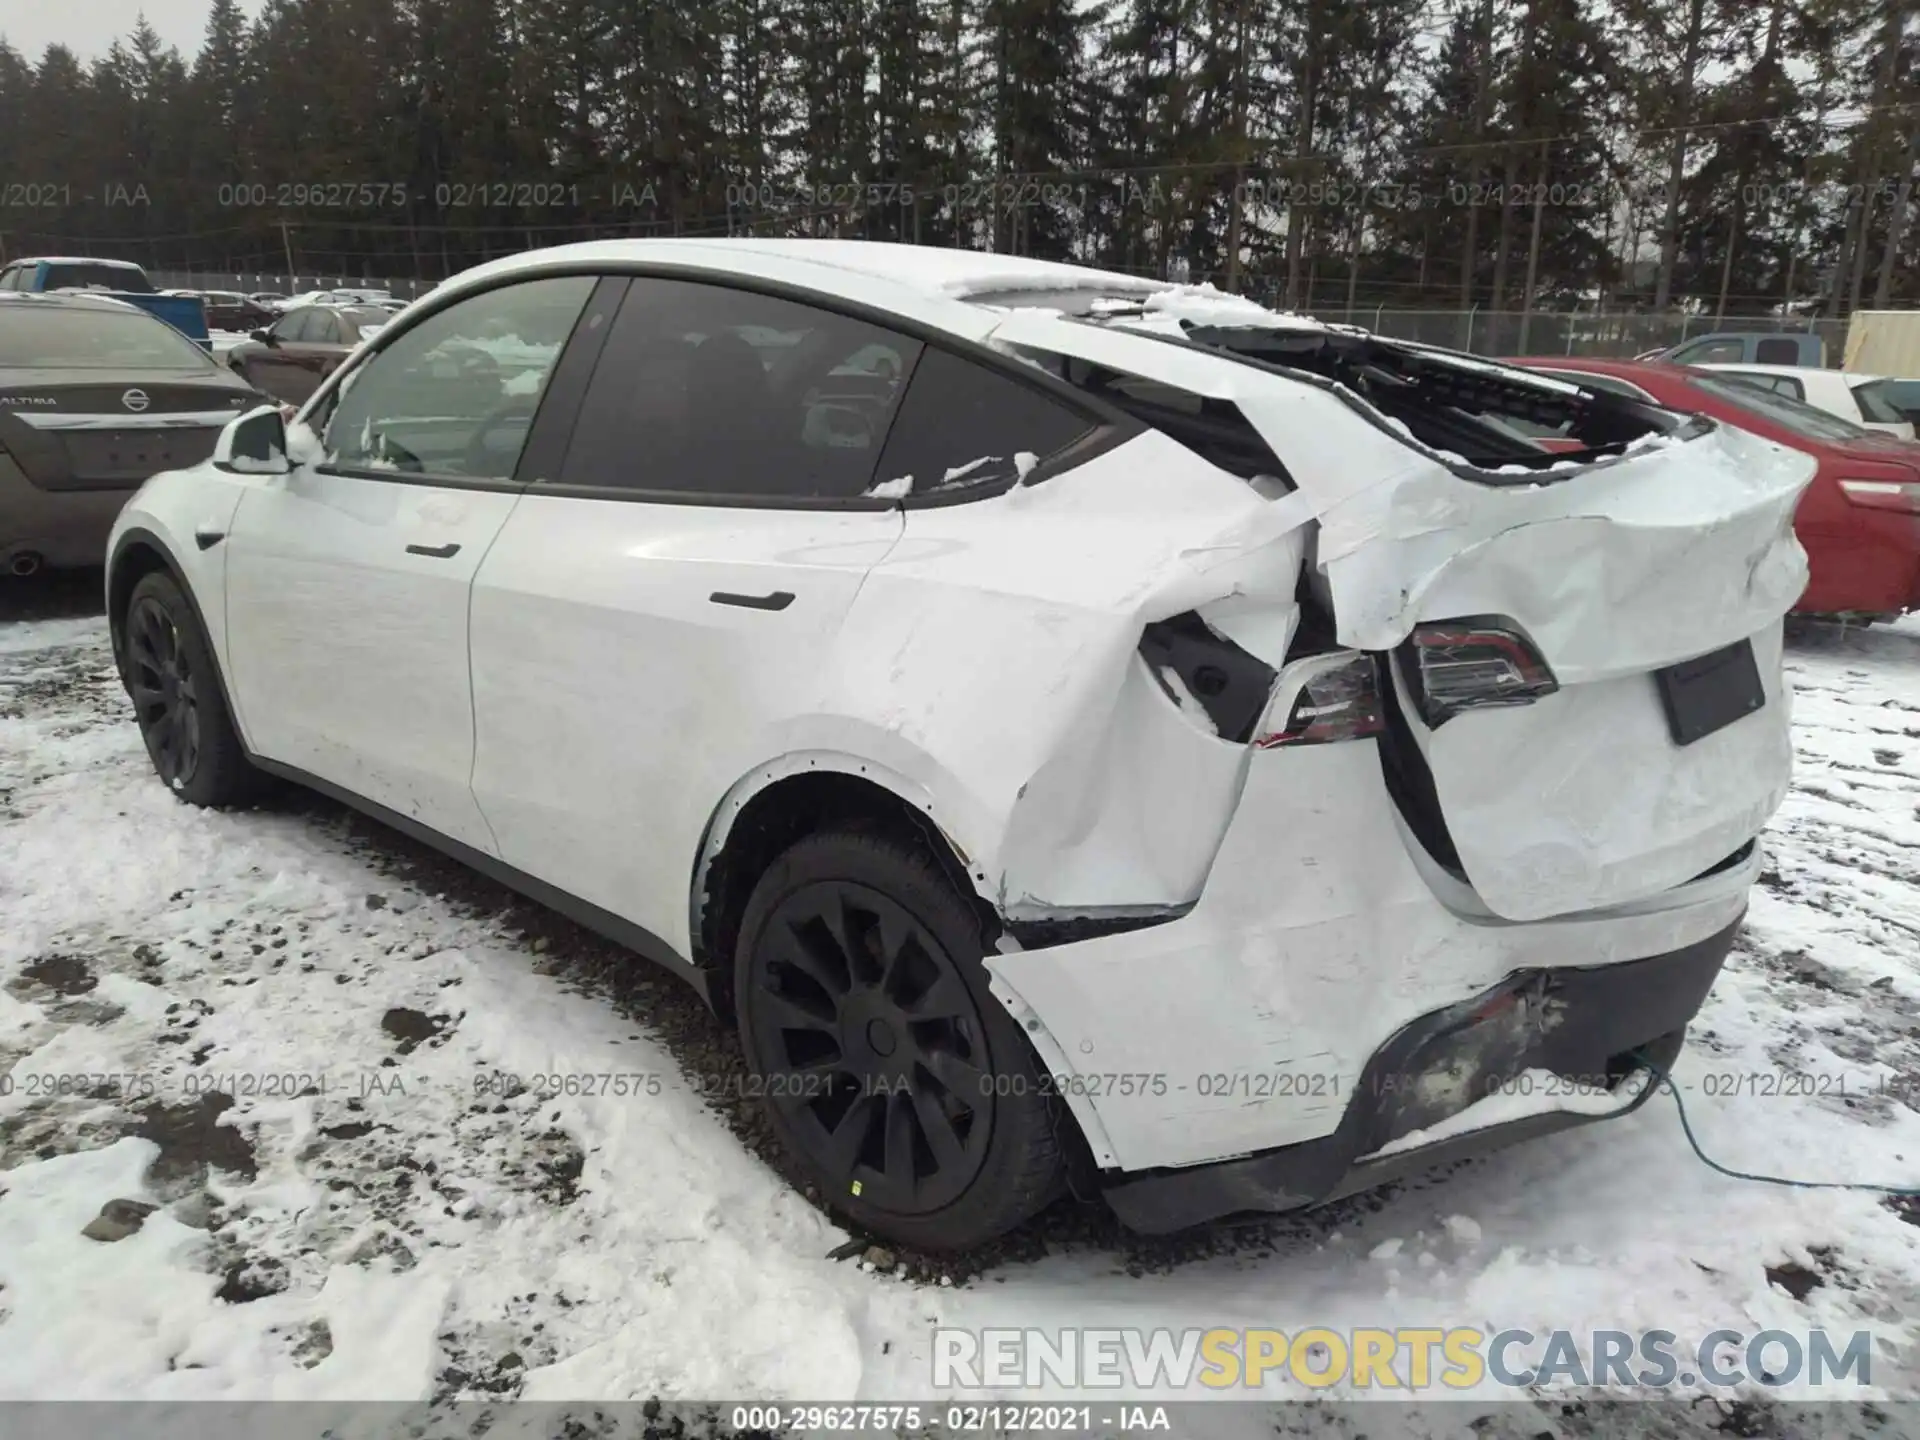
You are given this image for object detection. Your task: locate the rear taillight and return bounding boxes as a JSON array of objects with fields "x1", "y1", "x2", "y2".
[
  {"x1": 1399, "y1": 616, "x2": 1558, "y2": 728},
  {"x1": 1254, "y1": 652, "x2": 1384, "y2": 748},
  {"x1": 1838, "y1": 478, "x2": 1920, "y2": 514}
]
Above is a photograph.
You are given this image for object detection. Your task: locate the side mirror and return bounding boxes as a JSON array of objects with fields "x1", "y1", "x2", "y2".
[
  {"x1": 212, "y1": 404, "x2": 292, "y2": 475},
  {"x1": 251, "y1": 328, "x2": 274, "y2": 345}
]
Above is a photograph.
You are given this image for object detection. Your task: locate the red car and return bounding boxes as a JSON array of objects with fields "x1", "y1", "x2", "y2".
[{"x1": 1506, "y1": 356, "x2": 1920, "y2": 619}]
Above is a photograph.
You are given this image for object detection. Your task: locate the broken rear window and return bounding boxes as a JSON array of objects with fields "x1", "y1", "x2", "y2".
[{"x1": 1165, "y1": 324, "x2": 1691, "y2": 474}]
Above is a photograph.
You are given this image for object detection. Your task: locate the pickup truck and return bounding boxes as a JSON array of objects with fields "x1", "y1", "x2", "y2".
[
  {"x1": 0, "y1": 256, "x2": 211, "y2": 351},
  {"x1": 1638, "y1": 331, "x2": 1827, "y2": 367}
]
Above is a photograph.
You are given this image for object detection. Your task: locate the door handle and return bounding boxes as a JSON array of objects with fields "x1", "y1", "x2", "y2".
[
  {"x1": 406, "y1": 542, "x2": 462, "y2": 559},
  {"x1": 710, "y1": 590, "x2": 794, "y2": 611}
]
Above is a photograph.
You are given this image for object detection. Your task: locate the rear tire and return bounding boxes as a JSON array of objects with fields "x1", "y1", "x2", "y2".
[
  {"x1": 733, "y1": 828, "x2": 1064, "y2": 1252},
  {"x1": 124, "y1": 571, "x2": 267, "y2": 808}
]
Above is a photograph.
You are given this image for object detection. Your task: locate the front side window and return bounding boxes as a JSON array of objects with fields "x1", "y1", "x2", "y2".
[
  {"x1": 272, "y1": 310, "x2": 312, "y2": 343},
  {"x1": 556, "y1": 277, "x2": 922, "y2": 499},
  {"x1": 323, "y1": 275, "x2": 594, "y2": 480}
]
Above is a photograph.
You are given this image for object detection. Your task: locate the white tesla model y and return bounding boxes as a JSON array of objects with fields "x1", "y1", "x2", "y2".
[{"x1": 107, "y1": 239, "x2": 1815, "y2": 1250}]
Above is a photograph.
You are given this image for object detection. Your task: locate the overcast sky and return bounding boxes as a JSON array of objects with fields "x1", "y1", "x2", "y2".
[{"x1": 4, "y1": 0, "x2": 263, "y2": 63}]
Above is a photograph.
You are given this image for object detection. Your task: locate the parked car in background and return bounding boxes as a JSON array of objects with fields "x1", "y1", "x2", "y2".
[
  {"x1": 195, "y1": 290, "x2": 278, "y2": 332},
  {"x1": 0, "y1": 256, "x2": 212, "y2": 351},
  {"x1": 222, "y1": 303, "x2": 393, "y2": 403},
  {"x1": 1640, "y1": 331, "x2": 1827, "y2": 367},
  {"x1": 0, "y1": 291, "x2": 257, "y2": 575},
  {"x1": 1508, "y1": 356, "x2": 1920, "y2": 620},
  {"x1": 1700, "y1": 363, "x2": 1915, "y2": 439},
  {"x1": 107, "y1": 239, "x2": 1808, "y2": 1248},
  {"x1": 249, "y1": 291, "x2": 290, "y2": 310}
]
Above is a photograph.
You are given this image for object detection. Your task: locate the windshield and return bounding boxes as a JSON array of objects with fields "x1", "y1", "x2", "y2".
[
  {"x1": 1689, "y1": 372, "x2": 1871, "y2": 443},
  {"x1": 39, "y1": 262, "x2": 155, "y2": 294},
  {"x1": 0, "y1": 307, "x2": 217, "y2": 369}
]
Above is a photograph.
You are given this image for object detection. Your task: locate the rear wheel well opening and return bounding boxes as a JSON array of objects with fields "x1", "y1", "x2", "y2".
[
  {"x1": 695, "y1": 770, "x2": 997, "y2": 1021},
  {"x1": 107, "y1": 540, "x2": 176, "y2": 667}
]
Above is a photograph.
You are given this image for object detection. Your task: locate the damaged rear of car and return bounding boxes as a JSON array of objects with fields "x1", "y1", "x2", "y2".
[{"x1": 820, "y1": 275, "x2": 1812, "y2": 1239}]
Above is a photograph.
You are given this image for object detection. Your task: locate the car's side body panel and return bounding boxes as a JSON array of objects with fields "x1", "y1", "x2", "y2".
[
  {"x1": 468, "y1": 496, "x2": 906, "y2": 954},
  {"x1": 827, "y1": 427, "x2": 1297, "y2": 920},
  {"x1": 222, "y1": 472, "x2": 523, "y2": 853}
]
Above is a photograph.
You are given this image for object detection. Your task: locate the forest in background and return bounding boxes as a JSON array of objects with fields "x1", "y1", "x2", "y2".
[{"x1": 0, "y1": 0, "x2": 1916, "y2": 314}]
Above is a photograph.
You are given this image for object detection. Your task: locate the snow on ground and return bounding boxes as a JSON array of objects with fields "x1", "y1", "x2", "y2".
[{"x1": 2, "y1": 585, "x2": 1919, "y2": 1436}]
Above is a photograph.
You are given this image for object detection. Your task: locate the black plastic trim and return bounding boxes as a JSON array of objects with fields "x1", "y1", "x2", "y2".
[
  {"x1": 710, "y1": 590, "x2": 794, "y2": 611},
  {"x1": 1137, "y1": 611, "x2": 1277, "y2": 744},
  {"x1": 405, "y1": 542, "x2": 462, "y2": 559},
  {"x1": 517, "y1": 275, "x2": 629, "y2": 485}
]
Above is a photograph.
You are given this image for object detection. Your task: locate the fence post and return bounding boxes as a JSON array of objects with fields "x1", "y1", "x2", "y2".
[
  {"x1": 1465, "y1": 303, "x2": 1478, "y2": 353},
  {"x1": 1566, "y1": 305, "x2": 1581, "y2": 355}
]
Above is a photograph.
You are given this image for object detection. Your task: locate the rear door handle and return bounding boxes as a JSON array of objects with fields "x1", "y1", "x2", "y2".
[
  {"x1": 406, "y1": 542, "x2": 462, "y2": 559},
  {"x1": 710, "y1": 590, "x2": 794, "y2": 611}
]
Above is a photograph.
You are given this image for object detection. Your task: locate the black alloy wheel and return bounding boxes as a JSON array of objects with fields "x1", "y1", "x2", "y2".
[
  {"x1": 127, "y1": 593, "x2": 202, "y2": 789},
  {"x1": 744, "y1": 878, "x2": 994, "y2": 1214}
]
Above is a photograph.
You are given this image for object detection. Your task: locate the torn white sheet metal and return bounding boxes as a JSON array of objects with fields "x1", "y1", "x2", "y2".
[
  {"x1": 987, "y1": 309, "x2": 1812, "y2": 922},
  {"x1": 988, "y1": 311, "x2": 1814, "y2": 674},
  {"x1": 841, "y1": 427, "x2": 1287, "y2": 916},
  {"x1": 985, "y1": 737, "x2": 1760, "y2": 1173}
]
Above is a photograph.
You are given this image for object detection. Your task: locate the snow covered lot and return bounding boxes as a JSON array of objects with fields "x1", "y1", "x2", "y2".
[{"x1": 2, "y1": 578, "x2": 1919, "y2": 1435}]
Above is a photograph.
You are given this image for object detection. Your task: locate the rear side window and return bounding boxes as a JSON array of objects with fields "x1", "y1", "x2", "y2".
[
  {"x1": 0, "y1": 308, "x2": 215, "y2": 369},
  {"x1": 873, "y1": 346, "x2": 1095, "y2": 496},
  {"x1": 1754, "y1": 337, "x2": 1805, "y2": 365},
  {"x1": 555, "y1": 277, "x2": 922, "y2": 499},
  {"x1": 1851, "y1": 379, "x2": 1906, "y2": 424}
]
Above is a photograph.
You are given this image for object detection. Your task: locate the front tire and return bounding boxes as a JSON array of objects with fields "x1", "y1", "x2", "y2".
[
  {"x1": 124, "y1": 571, "x2": 265, "y2": 808},
  {"x1": 733, "y1": 829, "x2": 1064, "y2": 1251}
]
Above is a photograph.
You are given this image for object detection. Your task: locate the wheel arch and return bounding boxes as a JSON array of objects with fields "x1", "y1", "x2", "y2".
[
  {"x1": 107, "y1": 526, "x2": 252, "y2": 749},
  {"x1": 690, "y1": 752, "x2": 999, "y2": 1018}
]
